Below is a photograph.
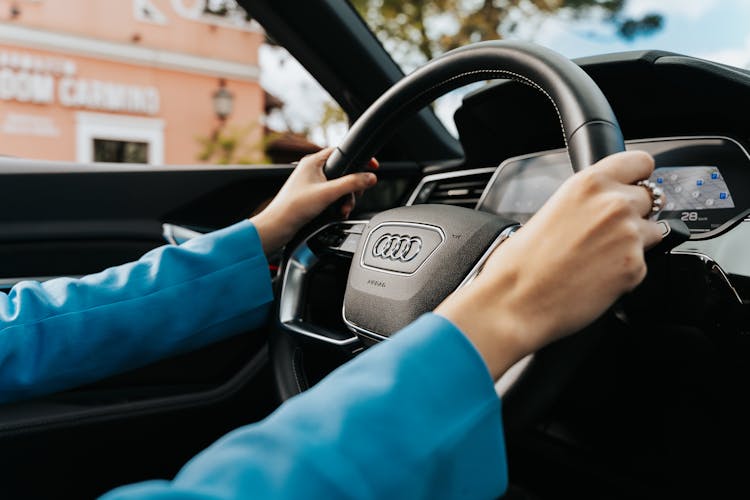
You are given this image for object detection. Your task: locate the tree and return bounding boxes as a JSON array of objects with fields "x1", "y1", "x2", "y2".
[
  {"x1": 319, "y1": 101, "x2": 348, "y2": 145},
  {"x1": 197, "y1": 122, "x2": 269, "y2": 165},
  {"x1": 350, "y1": 0, "x2": 662, "y2": 70}
]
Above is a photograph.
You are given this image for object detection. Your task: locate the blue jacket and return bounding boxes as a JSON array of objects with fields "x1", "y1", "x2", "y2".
[{"x1": 0, "y1": 220, "x2": 508, "y2": 499}]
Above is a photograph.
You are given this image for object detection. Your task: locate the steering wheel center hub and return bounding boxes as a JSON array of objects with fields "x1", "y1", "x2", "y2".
[
  {"x1": 343, "y1": 204, "x2": 517, "y2": 342},
  {"x1": 363, "y1": 222, "x2": 443, "y2": 274}
]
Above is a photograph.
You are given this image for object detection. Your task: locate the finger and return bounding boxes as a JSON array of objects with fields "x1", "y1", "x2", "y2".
[
  {"x1": 638, "y1": 218, "x2": 664, "y2": 250},
  {"x1": 299, "y1": 147, "x2": 335, "y2": 170},
  {"x1": 597, "y1": 150, "x2": 655, "y2": 185},
  {"x1": 369, "y1": 157, "x2": 380, "y2": 170},
  {"x1": 341, "y1": 193, "x2": 355, "y2": 218},
  {"x1": 620, "y1": 184, "x2": 656, "y2": 218},
  {"x1": 321, "y1": 172, "x2": 377, "y2": 204}
]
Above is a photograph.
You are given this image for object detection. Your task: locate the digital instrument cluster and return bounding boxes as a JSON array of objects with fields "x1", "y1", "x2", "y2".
[
  {"x1": 651, "y1": 166, "x2": 733, "y2": 211},
  {"x1": 477, "y1": 137, "x2": 750, "y2": 235}
]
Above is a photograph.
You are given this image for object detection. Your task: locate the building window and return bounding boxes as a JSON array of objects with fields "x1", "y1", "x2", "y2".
[
  {"x1": 76, "y1": 112, "x2": 164, "y2": 165},
  {"x1": 93, "y1": 139, "x2": 149, "y2": 163}
]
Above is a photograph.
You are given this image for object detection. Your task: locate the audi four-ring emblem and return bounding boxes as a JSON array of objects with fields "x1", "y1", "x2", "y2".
[{"x1": 371, "y1": 234, "x2": 423, "y2": 262}]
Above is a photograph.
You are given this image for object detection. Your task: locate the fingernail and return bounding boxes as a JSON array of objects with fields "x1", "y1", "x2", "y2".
[
  {"x1": 369, "y1": 158, "x2": 380, "y2": 169},
  {"x1": 365, "y1": 173, "x2": 377, "y2": 185}
]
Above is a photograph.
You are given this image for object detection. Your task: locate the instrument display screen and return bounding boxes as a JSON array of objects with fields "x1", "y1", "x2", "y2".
[
  {"x1": 650, "y1": 166, "x2": 734, "y2": 211},
  {"x1": 477, "y1": 137, "x2": 750, "y2": 235}
]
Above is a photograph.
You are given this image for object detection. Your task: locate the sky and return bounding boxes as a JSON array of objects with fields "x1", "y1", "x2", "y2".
[
  {"x1": 260, "y1": 0, "x2": 750, "y2": 144},
  {"x1": 534, "y1": 0, "x2": 750, "y2": 66}
]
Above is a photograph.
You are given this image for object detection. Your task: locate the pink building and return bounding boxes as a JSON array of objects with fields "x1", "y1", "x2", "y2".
[{"x1": 0, "y1": 0, "x2": 266, "y2": 164}]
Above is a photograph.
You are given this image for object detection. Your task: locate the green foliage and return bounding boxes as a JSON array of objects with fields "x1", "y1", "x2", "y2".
[
  {"x1": 351, "y1": 0, "x2": 662, "y2": 68},
  {"x1": 319, "y1": 100, "x2": 348, "y2": 144},
  {"x1": 617, "y1": 13, "x2": 663, "y2": 40},
  {"x1": 197, "y1": 122, "x2": 270, "y2": 165}
]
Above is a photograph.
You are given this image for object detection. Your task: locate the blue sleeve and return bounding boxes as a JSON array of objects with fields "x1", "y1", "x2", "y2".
[
  {"x1": 0, "y1": 220, "x2": 273, "y2": 403},
  {"x1": 101, "y1": 313, "x2": 508, "y2": 500}
]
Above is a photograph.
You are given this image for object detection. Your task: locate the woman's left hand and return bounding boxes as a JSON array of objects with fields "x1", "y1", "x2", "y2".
[{"x1": 251, "y1": 147, "x2": 378, "y2": 253}]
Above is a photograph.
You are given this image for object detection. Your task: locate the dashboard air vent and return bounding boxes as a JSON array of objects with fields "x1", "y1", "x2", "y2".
[{"x1": 410, "y1": 168, "x2": 496, "y2": 209}]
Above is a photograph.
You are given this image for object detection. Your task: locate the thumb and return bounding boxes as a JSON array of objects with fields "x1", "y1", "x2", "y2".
[{"x1": 320, "y1": 172, "x2": 377, "y2": 203}]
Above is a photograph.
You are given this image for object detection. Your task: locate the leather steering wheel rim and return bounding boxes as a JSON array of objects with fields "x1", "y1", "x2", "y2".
[
  {"x1": 325, "y1": 40, "x2": 624, "y2": 178},
  {"x1": 273, "y1": 41, "x2": 626, "y2": 425}
]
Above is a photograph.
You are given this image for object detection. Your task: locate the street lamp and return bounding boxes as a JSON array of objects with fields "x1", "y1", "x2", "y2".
[{"x1": 212, "y1": 80, "x2": 234, "y2": 121}]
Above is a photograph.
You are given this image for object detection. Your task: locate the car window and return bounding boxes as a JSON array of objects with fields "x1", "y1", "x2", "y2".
[{"x1": 0, "y1": 0, "x2": 345, "y2": 165}]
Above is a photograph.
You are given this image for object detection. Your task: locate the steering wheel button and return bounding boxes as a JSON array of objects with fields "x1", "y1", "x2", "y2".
[
  {"x1": 345, "y1": 224, "x2": 366, "y2": 235},
  {"x1": 650, "y1": 219, "x2": 691, "y2": 255},
  {"x1": 338, "y1": 234, "x2": 361, "y2": 254}
]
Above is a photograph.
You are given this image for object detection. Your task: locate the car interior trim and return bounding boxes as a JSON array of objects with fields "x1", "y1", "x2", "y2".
[
  {"x1": 162, "y1": 223, "x2": 204, "y2": 245},
  {"x1": 405, "y1": 166, "x2": 498, "y2": 206},
  {"x1": 669, "y1": 249, "x2": 744, "y2": 304},
  {"x1": 455, "y1": 223, "x2": 521, "y2": 289},
  {"x1": 0, "y1": 344, "x2": 271, "y2": 437},
  {"x1": 340, "y1": 308, "x2": 388, "y2": 342},
  {"x1": 279, "y1": 221, "x2": 367, "y2": 346},
  {"x1": 495, "y1": 354, "x2": 534, "y2": 397}
]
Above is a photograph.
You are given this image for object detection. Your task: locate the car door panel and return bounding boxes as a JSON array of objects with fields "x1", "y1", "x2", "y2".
[
  {"x1": 0, "y1": 159, "x2": 292, "y2": 388},
  {"x1": 0, "y1": 159, "x2": 294, "y2": 494},
  {"x1": 0, "y1": 157, "x2": 423, "y2": 497}
]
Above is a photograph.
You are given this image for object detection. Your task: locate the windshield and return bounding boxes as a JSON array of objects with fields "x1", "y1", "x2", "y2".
[{"x1": 352, "y1": 0, "x2": 750, "y2": 133}]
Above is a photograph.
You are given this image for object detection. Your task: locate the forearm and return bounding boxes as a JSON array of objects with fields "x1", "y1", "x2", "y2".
[
  {"x1": 249, "y1": 210, "x2": 294, "y2": 255},
  {"x1": 0, "y1": 220, "x2": 273, "y2": 403},
  {"x1": 435, "y1": 276, "x2": 531, "y2": 381},
  {"x1": 101, "y1": 313, "x2": 508, "y2": 500}
]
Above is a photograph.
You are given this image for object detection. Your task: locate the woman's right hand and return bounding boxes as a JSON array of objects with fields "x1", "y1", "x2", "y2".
[{"x1": 435, "y1": 151, "x2": 664, "y2": 379}]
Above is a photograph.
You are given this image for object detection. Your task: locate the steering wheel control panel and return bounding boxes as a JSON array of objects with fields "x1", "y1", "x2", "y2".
[
  {"x1": 477, "y1": 137, "x2": 750, "y2": 236},
  {"x1": 279, "y1": 221, "x2": 369, "y2": 348},
  {"x1": 308, "y1": 222, "x2": 365, "y2": 256}
]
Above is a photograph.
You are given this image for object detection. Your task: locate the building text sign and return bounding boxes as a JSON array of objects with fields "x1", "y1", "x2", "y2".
[{"x1": 0, "y1": 50, "x2": 161, "y2": 115}]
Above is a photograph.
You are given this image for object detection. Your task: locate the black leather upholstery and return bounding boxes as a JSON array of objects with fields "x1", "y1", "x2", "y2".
[{"x1": 325, "y1": 40, "x2": 625, "y2": 178}]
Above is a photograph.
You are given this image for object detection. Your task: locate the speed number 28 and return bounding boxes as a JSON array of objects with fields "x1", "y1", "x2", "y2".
[{"x1": 681, "y1": 211, "x2": 699, "y2": 222}]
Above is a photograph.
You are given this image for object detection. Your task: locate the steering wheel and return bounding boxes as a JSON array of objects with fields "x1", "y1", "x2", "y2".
[{"x1": 272, "y1": 40, "x2": 627, "y2": 428}]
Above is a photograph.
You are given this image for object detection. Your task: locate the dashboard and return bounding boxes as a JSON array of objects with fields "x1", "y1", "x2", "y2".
[
  {"x1": 276, "y1": 50, "x2": 750, "y2": 499},
  {"x1": 476, "y1": 137, "x2": 750, "y2": 236}
]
